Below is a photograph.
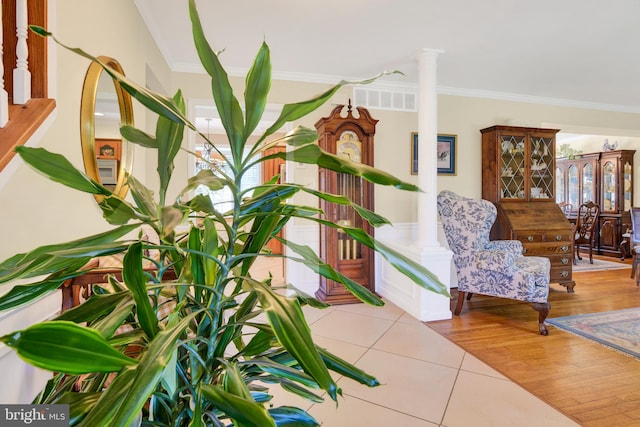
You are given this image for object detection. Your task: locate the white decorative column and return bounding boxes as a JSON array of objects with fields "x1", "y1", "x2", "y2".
[
  {"x1": 417, "y1": 49, "x2": 443, "y2": 247},
  {"x1": 375, "y1": 48, "x2": 453, "y2": 322}
]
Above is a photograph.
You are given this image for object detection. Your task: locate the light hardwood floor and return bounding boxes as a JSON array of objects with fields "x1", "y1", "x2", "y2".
[{"x1": 428, "y1": 256, "x2": 640, "y2": 427}]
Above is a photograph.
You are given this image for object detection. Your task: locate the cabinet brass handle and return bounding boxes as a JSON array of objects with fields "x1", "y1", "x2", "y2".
[
  {"x1": 561, "y1": 258, "x2": 569, "y2": 265},
  {"x1": 522, "y1": 248, "x2": 527, "y2": 254},
  {"x1": 555, "y1": 235, "x2": 562, "y2": 241},
  {"x1": 560, "y1": 245, "x2": 569, "y2": 252},
  {"x1": 560, "y1": 271, "x2": 569, "y2": 277},
  {"x1": 527, "y1": 235, "x2": 534, "y2": 241}
]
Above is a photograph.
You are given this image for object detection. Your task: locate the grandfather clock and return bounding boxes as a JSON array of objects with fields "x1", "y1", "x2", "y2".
[{"x1": 316, "y1": 102, "x2": 378, "y2": 304}]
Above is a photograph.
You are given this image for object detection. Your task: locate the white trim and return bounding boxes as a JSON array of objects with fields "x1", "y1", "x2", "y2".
[
  {"x1": 0, "y1": 110, "x2": 57, "y2": 192},
  {"x1": 438, "y1": 85, "x2": 640, "y2": 114}
]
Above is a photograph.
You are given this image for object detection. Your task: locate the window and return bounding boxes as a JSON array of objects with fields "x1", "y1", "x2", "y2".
[{"x1": 194, "y1": 144, "x2": 261, "y2": 213}]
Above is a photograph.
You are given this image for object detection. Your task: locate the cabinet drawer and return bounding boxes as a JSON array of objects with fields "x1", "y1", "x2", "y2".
[
  {"x1": 522, "y1": 242, "x2": 572, "y2": 256},
  {"x1": 514, "y1": 232, "x2": 545, "y2": 243},
  {"x1": 545, "y1": 232, "x2": 572, "y2": 243},
  {"x1": 550, "y1": 266, "x2": 572, "y2": 281},
  {"x1": 515, "y1": 231, "x2": 571, "y2": 243},
  {"x1": 548, "y1": 254, "x2": 573, "y2": 267}
]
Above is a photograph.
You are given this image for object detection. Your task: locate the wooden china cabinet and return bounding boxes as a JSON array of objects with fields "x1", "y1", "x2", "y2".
[
  {"x1": 555, "y1": 153, "x2": 599, "y2": 213},
  {"x1": 481, "y1": 125, "x2": 575, "y2": 291},
  {"x1": 316, "y1": 103, "x2": 378, "y2": 303},
  {"x1": 556, "y1": 149, "x2": 635, "y2": 258},
  {"x1": 599, "y1": 150, "x2": 634, "y2": 257}
]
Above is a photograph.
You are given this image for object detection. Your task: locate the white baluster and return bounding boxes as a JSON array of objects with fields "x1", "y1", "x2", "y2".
[
  {"x1": 13, "y1": 0, "x2": 31, "y2": 105},
  {"x1": 0, "y1": 2, "x2": 9, "y2": 127}
]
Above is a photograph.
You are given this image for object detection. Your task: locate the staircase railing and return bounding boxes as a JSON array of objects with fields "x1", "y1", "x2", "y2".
[{"x1": 0, "y1": 0, "x2": 54, "y2": 171}]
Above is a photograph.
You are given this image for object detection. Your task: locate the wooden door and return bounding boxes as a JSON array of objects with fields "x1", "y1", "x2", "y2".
[{"x1": 262, "y1": 145, "x2": 286, "y2": 255}]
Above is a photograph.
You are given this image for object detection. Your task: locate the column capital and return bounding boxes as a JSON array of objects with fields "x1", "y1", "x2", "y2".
[{"x1": 417, "y1": 48, "x2": 445, "y2": 60}]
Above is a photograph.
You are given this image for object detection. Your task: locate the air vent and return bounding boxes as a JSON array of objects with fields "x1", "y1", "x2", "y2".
[{"x1": 353, "y1": 87, "x2": 417, "y2": 112}]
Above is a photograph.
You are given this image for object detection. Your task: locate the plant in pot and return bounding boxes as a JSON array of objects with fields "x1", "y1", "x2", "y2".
[{"x1": 0, "y1": 1, "x2": 448, "y2": 425}]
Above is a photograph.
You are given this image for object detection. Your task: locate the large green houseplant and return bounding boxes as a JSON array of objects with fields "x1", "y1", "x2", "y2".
[{"x1": 0, "y1": 1, "x2": 448, "y2": 425}]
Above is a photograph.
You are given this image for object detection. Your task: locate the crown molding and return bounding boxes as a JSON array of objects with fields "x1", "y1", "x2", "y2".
[
  {"x1": 169, "y1": 60, "x2": 640, "y2": 114},
  {"x1": 437, "y1": 86, "x2": 640, "y2": 114}
]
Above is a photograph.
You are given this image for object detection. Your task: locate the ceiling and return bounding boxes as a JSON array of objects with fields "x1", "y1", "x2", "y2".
[{"x1": 133, "y1": 0, "x2": 640, "y2": 113}]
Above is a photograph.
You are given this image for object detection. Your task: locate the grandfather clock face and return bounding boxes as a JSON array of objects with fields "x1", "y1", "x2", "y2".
[{"x1": 336, "y1": 130, "x2": 362, "y2": 163}]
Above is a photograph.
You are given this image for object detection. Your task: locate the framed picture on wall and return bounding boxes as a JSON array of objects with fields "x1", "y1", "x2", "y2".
[
  {"x1": 95, "y1": 138, "x2": 122, "y2": 160},
  {"x1": 411, "y1": 132, "x2": 419, "y2": 175},
  {"x1": 410, "y1": 133, "x2": 457, "y2": 176},
  {"x1": 436, "y1": 134, "x2": 457, "y2": 175}
]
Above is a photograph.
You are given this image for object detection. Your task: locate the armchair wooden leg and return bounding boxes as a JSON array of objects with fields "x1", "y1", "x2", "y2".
[
  {"x1": 454, "y1": 291, "x2": 466, "y2": 315},
  {"x1": 531, "y1": 302, "x2": 550, "y2": 336}
]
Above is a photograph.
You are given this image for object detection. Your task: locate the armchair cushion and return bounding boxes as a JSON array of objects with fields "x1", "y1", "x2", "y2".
[{"x1": 475, "y1": 249, "x2": 516, "y2": 271}]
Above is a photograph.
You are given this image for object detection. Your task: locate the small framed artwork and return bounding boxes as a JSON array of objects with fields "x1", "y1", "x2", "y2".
[
  {"x1": 411, "y1": 132, "x2": 419, "y2": 175},
  {"x1": 410, "y1": 133, "x2": 458, "y2": 176},
  {"x1": 436, "y1": 134, "x2": 457, "y2": 175},
  {"x1": 95, "y1": 138, "x2": 121, "y2": 160}
]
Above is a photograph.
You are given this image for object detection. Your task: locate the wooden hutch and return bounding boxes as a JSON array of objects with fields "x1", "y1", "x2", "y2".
[
  {"x1": 481, "y1": 125, "x2": 575, "y2": 292},
  {"x1": 556, "y1": 149, "x2": 635, "y2": 258}
]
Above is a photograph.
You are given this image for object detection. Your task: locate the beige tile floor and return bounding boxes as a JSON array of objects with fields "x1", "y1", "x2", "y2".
[{"x1": 252, "y1": 258, "x2": 581, "y2": 426}]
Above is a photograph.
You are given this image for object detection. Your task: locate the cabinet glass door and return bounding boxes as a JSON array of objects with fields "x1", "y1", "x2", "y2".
[
  {"x1": 582, "y1": 162, "x2": 595, "y2": 204},
  {"x1": 499, "y1": 135, "x2": 525, "y2": 199},
  {"x1": 529, "y1": 136, "x2": 554, "y2": 199},
  {"x1": 556, "y1": 167, "x2": 565, "y2": 204},
  {"x1": 602, "y1": 160, "x2": 616, "y2": 211},
  {"x1": 624, "y1": 162, "x2": 632, "y2": 212},
  {"x1": 568, "y1": 165, "x2": 579, "y2": 209}
]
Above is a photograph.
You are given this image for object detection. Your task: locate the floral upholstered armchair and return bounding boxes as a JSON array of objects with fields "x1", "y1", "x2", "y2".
[{"x1": 437, "y1": 190, "x2": 551, "y2": 335}]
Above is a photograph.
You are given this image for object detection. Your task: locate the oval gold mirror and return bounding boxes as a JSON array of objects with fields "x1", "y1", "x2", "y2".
[{"x1": 80, "y1": 56, "x2": 134, "y2": 201}]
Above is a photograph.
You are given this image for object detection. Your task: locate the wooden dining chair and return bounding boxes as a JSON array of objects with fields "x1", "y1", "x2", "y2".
[
  {"x1": 629, "y1": 207, "x2": 640, "y2": 285},
  {"x1": 574, "y1": 201, "x2": 600, "y2": 264}
]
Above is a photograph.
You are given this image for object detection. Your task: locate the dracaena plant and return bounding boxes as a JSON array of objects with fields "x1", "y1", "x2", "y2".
[{"x1": 0, "y1": 1, "x2": 448, "y2": 426}]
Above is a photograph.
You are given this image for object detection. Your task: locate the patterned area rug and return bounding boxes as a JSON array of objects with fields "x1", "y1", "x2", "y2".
[
  {"x1": 572, "y1": 258, "x2": 631, "y2": 272},
  {"x1": 547, "y1": 308, "x2": 640, "y2": 358}
]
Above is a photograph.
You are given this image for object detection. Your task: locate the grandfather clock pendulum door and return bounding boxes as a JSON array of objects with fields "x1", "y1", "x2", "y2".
[{"x1": 316, "y1": 103, "x2": 378, "y2": 304}]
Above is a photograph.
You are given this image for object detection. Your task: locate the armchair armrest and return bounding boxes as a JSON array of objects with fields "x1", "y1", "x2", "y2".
[
  {"x1": 486, "y1": 239, "x2": 523, "y2": 255},
  {"x1": 475, "y1": 249, "x2": 517, "y2": 271}
]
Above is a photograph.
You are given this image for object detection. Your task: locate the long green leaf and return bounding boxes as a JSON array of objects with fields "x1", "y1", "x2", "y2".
[
  {"x1": 0, "y1": 280, "x2": 65, "y2": 312},
  {"x1": 269, "y1": 406, "x2": 320, "y2": 426},
  {"x1": 265, "y1": 143, "x2": 420, "y2": 191},
  {"x1": 201, "y1": 385, "x2": 276, "y2": 427},
  {"x1": 244, "y1": 42, "x2": 271, "y2": 139},
  {"x1": 15, "y1": 146, "x2": 108, "y2": 195},
  {"x1": 281, "y1": 239, "x2": 383, "y2": 306},
  {"x1": 338, "y1": 224, "x2": 450, "y2": 297},
  {"x1": 57, "y1": 292, "x2": 130, "y2": 324},
  {"x1": 262, "y1": 72, "x2": 399, "y2": 139},
  {"x1": 157, "y1": 90, "x2": 186, "y2": 205},
  {"x1": 122, "y1": 242, "x2": 158, "y2": 339},
  {"x1": 248, "y1": 279, "x2": 339, "y2": 401},
  {"x1": 78, "y1": 365, "x2": 137, "y2": 427},
  {"x1": 188, "y1": 0, "x2": 244, "y2": 163},
  {"x1": 109, "y1": 313, "x2": 198, "y2": 427},
  {"x1": 0, "y1": 321, "x2": 137, "y2": 374},
  {"x1": 120, "y1": 125, "x2": 158, "y2": 149},
  {"x1": 98, "y1": 195, "x2": 139, "y2": 225},
  {"x1": 30, "y1": 26, "x2": 193, "y2": 129},
  {"x1": 0, "y1": 224, "x2": 139, "y2": 283},
  {"x1": 317, "y1": 346, "x2": 379, "y2": 387}
]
